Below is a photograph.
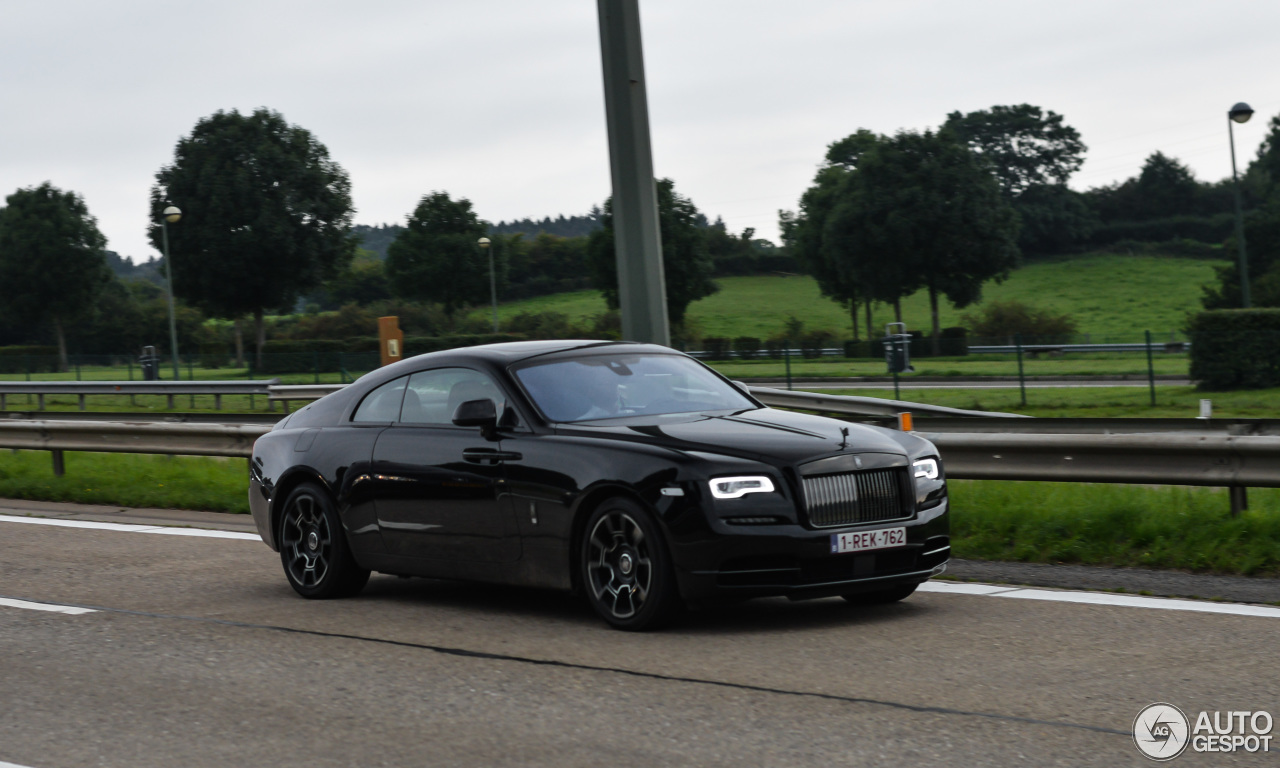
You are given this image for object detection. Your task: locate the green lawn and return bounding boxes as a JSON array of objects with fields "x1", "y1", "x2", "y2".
[
  {"x1": 708, "y1": 352, "x2": 1190, "y2": 379},
  {"x1": 476, "y1": 252, "x2": 1225, "y2": 341}
]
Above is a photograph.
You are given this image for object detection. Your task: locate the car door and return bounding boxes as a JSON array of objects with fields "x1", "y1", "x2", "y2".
[{"x1": 370, "y1": 367, "x2": 522, "y2": 564}]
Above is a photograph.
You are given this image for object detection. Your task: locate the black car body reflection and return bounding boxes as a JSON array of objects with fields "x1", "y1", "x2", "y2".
[{"x1": 249, "y1": 340, "x2": 950, "y2": 630}]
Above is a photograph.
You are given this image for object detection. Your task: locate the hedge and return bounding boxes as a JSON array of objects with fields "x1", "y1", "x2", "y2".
[
  {"x1": 0, "y1": 346, "x2": 59, "y2": 374},
  {"x1": 252, "y1": 334, "x2": 529, "y2": 374},
  {"x1": 1187, "y1": 309, "x2": 1280, "y2": 390}
]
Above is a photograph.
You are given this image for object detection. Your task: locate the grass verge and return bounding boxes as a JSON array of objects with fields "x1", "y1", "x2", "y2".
[
  {"x1": 0, "y1": 450, "x2": 249, "y2": 514},
  {"x1": 0, "y1": 451, "x2": 1275, "y2": 577},
  {"x1": 950, "y1": 481, "x2": 1280, "y2": 576}
]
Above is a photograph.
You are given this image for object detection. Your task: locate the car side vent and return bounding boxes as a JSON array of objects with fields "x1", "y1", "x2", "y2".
[{"x1": 802, "y1": 468, "x2": 911, "y2": 528}]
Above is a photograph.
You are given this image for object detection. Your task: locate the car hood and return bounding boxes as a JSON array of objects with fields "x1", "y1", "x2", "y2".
[{"x1": 554, "y1": 406, "x2": 920, "y2": 465}]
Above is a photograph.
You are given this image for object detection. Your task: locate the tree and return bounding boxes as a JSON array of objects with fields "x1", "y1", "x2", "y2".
[
  {"x1": 586, "y1": 178, "x2": 718, "y2": 330},
  {"x1": 823, "y1": 129, "x2": 1021, "y2": 354},
  {"x1": 384, "y1": 191, "x2": 501, "y2": 324},
  {"x1": 944, "y1": 104, "x2": 1087, "y2": 196},
  {"x1": 0, "y1": 183, "x2": 111, "y2": 369},
  {"x1": 149, "y1": 108, "x2": 356, "y2": 365}
]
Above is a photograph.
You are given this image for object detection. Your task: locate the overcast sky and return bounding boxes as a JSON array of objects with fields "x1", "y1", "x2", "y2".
[{"x1": 2, "y1": 0, "x2": 1277, "y2": 264}]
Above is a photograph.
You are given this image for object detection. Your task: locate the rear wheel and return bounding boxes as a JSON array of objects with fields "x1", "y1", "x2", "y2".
[
  {"x1": 581, "y1": 497, "x2": 681, "y2": 631},
  {"x1": 842, "y1": 583, "x2": 918, "y2": 605},
  {"x1": 279, "y1": 482, "x2": 369, "y2": 599}
]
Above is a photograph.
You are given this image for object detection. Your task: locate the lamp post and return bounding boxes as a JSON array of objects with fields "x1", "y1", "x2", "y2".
[
  {"x1": 478, "y1": 236, "x2": 498, "y2": 332},
  {"x1": 1228, "y1": 102, "x2": 1254, "y2": 308},
  {"x1": 160, "y1": 205, "x2": 182, "y2": 380}
]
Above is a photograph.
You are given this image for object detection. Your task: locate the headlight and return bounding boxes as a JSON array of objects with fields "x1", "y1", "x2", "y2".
[
  {"x1": 709, "y1": 476, "x2": 775, "y2": 499},
  {"x1": 913, "y1": 458, "x2": 939, "y2": 480}
]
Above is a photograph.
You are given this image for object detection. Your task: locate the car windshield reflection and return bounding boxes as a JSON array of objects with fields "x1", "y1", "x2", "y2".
[{"x1": 513, "y1": 353, "x2": 755, "y2": 423}]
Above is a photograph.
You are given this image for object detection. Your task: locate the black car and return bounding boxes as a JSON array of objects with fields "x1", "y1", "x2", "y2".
[{"x1": 249, "y1": 340, "x2": 950, "y2": 630}]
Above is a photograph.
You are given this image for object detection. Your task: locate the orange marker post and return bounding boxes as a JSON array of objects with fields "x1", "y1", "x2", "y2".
[
  {"x1": 897, "y1": 412, "x2": 913, "y2": 432},
  {"x1": 378, "y1": 316, "x2": 404, "y2": 367}
]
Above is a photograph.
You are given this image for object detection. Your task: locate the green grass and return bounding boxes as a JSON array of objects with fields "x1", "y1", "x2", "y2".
[
  {"x1": 951, "y1": 481, "x2": 1280, "y2": 576},
  {"x1": 0, "y1": 451, "x2": 250, "y2": 514},
  {"x1": 2, "y1": 452, "x2": 1275, "y2": 578},
  {"x1": 811, "y1": 385, "x2": 1280, "y2": 418},
  {"x1": 477, "y1": 252, "x2": 1226, "y2": 340}
]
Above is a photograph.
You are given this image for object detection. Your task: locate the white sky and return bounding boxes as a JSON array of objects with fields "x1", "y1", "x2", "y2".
[{"x1": 1, "y1": 0, "x2": 1277, "y2": 263}]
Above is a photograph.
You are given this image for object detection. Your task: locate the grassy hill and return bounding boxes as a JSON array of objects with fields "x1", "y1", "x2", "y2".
[{"x1": 477, "y1": 252, "x2": 1227, "y2": 341}]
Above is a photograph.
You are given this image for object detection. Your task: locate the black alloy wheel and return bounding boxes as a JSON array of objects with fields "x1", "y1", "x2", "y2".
[
  {"x1": 279, "y1": 482, "x2": 370, "y2": 599},
  {"x1": 581, "y1": 497, "x2": 680, "y2": 631},
  {"x1": 842, "y1": 583, "x2": 918, "y2": 605}
]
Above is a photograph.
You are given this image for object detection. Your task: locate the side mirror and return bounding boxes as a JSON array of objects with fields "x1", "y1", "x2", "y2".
[
  {"x1": 453, "y1": 398, "x2": 498, "y2": 429},
  {"x1": 733, "y1": 380, "x2": 753, "y2": 396}
]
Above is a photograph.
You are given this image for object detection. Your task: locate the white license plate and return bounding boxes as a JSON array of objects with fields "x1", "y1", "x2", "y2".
[{"x1": 830, "y1": 526, "x2": 907, "y2": 555}]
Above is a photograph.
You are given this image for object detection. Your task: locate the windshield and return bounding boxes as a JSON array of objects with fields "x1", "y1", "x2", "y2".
[{"x1": 513, "y1": 352, "x2": 755, "y2": 423}]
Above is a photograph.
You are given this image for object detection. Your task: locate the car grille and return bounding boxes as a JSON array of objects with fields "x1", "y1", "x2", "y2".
[{"x1": 802, "y1": 468, "x2": 910, "y2": 528}]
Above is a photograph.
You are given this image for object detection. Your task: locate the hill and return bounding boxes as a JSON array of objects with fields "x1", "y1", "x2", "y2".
[{"x1": 479, "y1": 252, "x2": 1227, "y2": 341}]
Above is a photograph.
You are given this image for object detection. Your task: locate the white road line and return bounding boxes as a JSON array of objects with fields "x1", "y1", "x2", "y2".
[
  {"x1": 0, "y1": 597, "x2": 96, "y2": 615},
  {"x1": 0, "y1": 761, "x2": 39, "y2": 768},
  {"x1": 920, "y1": 580, "x2": 1280, "y2": 619},
  {"x1": 0, "y1": 513, "x2": 261, "y2": 541}
]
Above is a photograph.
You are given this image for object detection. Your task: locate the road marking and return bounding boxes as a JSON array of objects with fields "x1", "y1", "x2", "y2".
[
  {"x1": 0, "y1": 597, "x2": 96, "y2": 615},
  {"x1": 920, "y1": 580, "x2": 1280, "y2": 618},
  {"x1": 0, "y1": 761, "x2": 39, "y2": 768},
  {"x1": 0, "y1": 514, "x2": 260, "y2": 541}
]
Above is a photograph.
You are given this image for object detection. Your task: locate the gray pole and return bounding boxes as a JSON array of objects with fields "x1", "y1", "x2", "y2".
[
  {"x1": 597, "y1": 0, "x2": 670, "y2": 346},
  {"x1": 1229, "y1": 116, "x2": 1251, "y2": 308},
  {"x1": 161, "y1": 218, "x2": 181, "y2": 381}
]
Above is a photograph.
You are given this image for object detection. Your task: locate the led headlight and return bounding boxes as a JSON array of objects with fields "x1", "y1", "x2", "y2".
[
  {"x1": 913, "y1": 457, "x2": 939, "y2": 480},
  {"x1": 709, "y1": 476, "x2": 776, "y2": 499}
]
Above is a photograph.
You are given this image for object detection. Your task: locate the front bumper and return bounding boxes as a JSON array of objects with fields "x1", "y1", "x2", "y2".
[
  {"x1": 248, "y1": 477, "x2": 277, "y2": 551},
  {"x1": 671, "y1": 500, "x2": 950, "y2": 602}
]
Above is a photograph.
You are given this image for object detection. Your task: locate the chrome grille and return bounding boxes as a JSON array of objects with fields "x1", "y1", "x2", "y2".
[{"x1": 802, "y1": 468, "x2": 909, "y2": 528}]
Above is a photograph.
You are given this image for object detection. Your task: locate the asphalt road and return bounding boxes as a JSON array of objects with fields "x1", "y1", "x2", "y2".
[{"x1": 1, "y1": 506, "x2": 1277, "y2": 767}]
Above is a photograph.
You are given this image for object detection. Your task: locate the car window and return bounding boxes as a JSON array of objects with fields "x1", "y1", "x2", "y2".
[
  {"x1": 513, "y1": 353, "x2": 754, "y2": 422},
  {"x1": 351, "y1": 376, "x2": 407, "y2": 423},
  {"x1": 401, "y1": 368, "x2": 507, "y2": 426}
]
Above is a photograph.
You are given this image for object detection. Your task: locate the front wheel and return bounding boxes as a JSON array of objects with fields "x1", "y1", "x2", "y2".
[
  {"x1": 842, "y1": 583, "x2": 918, "y2": 605},
  {"x1": 581, "y1": 497, "x2": 681, "y2": 631},
  {"x1": 278, "y1": 482, "x2": 370, "y2": 599}
]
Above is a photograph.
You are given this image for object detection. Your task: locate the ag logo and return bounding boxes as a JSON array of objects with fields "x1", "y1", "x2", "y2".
[{"x1": 1134, "y1": 703, "x2": 1190, "y2": 761}]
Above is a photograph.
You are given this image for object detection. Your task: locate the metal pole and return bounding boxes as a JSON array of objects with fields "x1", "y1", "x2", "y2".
[
  {"x1": 161, "y1": 218, "x2": 181, "y2": 381},
  {"x1": 597, "y1": 0, "x2": 670, "y2": 346},
  {"x1": 784, "y1": 341, "x2": 792, "y2": 391},
  {"x1": 488, "y1": 245, "x2": 498, "y2": 333},
  {"x1": 1016, "y1": 334, "x2": 1026, "y2": 407},
  {"x1": 1145, "y1": 330, "x2": 1156, "y2": 407},
  {"x1": 1229, "y1": 116, "x2": 1251, "y2": 308}
]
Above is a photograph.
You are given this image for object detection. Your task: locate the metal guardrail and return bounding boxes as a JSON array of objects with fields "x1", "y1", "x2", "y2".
[
  {"x1": 269, "y1": 384, "x2": 346, "y2": 413},
  {"x1": 747, "y1": 386, "x2": 1029, "y2": 420},
  {"x1": 0, "y1": 380, "x2": 279, "y2": 411},
  {"x1": 0, "y1": 419, "x2": 268, "y2": 461}
]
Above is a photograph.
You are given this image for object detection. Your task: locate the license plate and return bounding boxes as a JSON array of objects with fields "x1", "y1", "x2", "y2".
[{"x1": 830, "y1": 526, "x2": 907, "y2": 555}]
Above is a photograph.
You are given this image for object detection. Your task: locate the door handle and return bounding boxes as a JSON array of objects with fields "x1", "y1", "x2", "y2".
[{"x1": 463, "y1": 448, "x2": 523, "y2": 463}]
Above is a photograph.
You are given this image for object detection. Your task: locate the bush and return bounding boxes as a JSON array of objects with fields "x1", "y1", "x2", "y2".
[
  {"x1": 198, "y1": 343, "x2": 230, "y2": 369},
  {"x1": 764, "y1": 336, "x2": 788, "y2": 359},
  {"x1": 798, "y1": 329, "x2": 834, "y2": 358},
  {"x1": 702, "y1": 337, "x2": 731, "y2": 360},
  {"x1": 1088, "y1": 213, "x2": 1234, "y2": 248},
  {"x1": 938, "y1": 326, "x2": 968, "y2": 356},
  {"x1": 961, "y1": 300, "x2": 1079, "y2": 343},
  {"x1": 1187, "y1": 309, "x2": 1280, "y2": 389},
  {"x1": 0, "y1": 346, "x2": 59, "y2": 374},
  {"x1": 733, "y1": 336, "x2": 761, "y2": 359}
]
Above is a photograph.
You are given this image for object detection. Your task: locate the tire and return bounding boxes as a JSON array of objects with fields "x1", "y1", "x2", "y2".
[
  {"x1": 841, "y1": 583, "x2": 918, "y2": 605},
  {"x1": 278, "y1": 482, "x2": 370, "y2": 599},
  {"x1": 580, "y1": 497, "x2": 681, "y2": 631}
]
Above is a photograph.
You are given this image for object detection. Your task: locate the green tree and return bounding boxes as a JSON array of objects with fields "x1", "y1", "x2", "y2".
[
  {"x1": 586, "y1": 178, "x2": 718, "y2": 330},
  {"x1": 384, "y1": 192, "x2": 501, "y2": 325},
  {"x1": 149, "y1": 108, "x2": 356, "y2": 364},
  {"x1": 824, "y1": 129, "x2": 1021, "y2": 354},
  {"x1": 322, "y1": 248, "x2": 392, "y2": 308},
  {"x1": 944, "y1": 104, "x2": 1087, "y2": 195},
  {"x1": 0, "y1": 183, "x2": 111, "y2": 369}
]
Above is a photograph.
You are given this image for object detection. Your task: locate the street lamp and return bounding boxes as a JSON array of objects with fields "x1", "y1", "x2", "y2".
[
  {"x1": 478, "y1": 236, "x2": 498, "y2": 333},
  {"x1": 160, "y1": 205, "x2": 182, "y2": 380},
  {"x1": 1228, "y1": 102, "x2": 1254, "y2": 308}
]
